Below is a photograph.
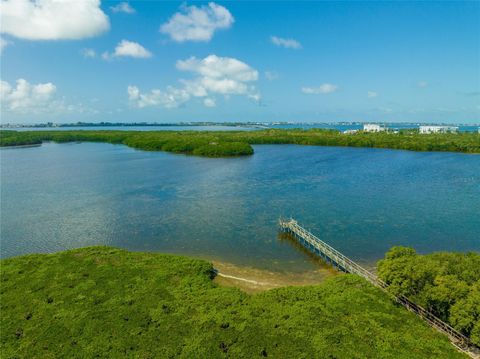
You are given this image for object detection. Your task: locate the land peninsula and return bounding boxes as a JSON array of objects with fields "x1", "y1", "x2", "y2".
[
  {"x1": 1, "y1": 129, "x2": 479, "y2": 157},
  {"x1": 1, "y1": 246, "x2": 472, "y2": 358}
]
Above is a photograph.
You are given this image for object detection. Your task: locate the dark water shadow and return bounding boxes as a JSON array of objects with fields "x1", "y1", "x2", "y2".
[{"x1": 277, "y1": 232, "x2": 339, "y2": 273}]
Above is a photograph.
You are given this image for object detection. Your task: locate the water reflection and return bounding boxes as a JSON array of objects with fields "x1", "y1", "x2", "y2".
[{"x1": 1, "y1": 142, "x2": 479, "y2": 273}]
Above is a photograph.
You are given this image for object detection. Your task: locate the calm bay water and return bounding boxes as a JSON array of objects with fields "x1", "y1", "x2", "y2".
[
  {"x1": 8, "y1": 125, "x2": 258, "y2": 132},
  {"x1": 1, "y1": 142, "x2": 479, "y2": 272}
]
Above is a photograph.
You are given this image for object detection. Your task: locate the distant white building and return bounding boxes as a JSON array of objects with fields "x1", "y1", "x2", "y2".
[
  {"x1": 363, "y1": 123, "x2": 386, "y2": 132},
  {"x1": 343, "y1": 129, "x2": 359, "y2": 134},
  {"x1": 419, "y1": 125, "x2": 458, "y2": 134}
]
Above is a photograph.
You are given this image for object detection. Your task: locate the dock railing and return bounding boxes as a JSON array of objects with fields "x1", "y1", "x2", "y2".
[{"x1": 279, "y1": 217, "x2": 479, "y2": 358}]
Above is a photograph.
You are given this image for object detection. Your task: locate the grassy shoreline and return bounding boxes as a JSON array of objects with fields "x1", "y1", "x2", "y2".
[
  {"x1": 1, "y1": 129, "x2": 479, "y2": 157},
  {"x1": 0, "y1": 246, "x2": 466, "y2": 358}
]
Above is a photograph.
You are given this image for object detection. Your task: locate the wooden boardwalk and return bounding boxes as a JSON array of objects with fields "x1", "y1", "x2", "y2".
[{"x1": 279, "y1": 217, "x2": 480, "y2": 358}]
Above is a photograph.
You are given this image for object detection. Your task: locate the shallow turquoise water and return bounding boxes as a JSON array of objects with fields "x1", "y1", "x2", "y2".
[{"x1": 1, "y1": 142, "x2": 479, "y2": 272}]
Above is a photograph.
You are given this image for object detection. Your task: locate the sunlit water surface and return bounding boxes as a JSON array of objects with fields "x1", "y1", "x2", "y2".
[{"x1": 1, "y1": 142, "x2": 479, "y2": 272}]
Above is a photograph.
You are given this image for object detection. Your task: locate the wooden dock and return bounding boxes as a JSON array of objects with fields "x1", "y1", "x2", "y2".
[{"x1": 279, "y1": 217, "x2": 480, "y2": 358}]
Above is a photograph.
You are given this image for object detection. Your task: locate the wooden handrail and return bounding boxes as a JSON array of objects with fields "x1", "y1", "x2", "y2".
[{"x1": 279, "y1": 217, "x2": 479, "y2": 358}]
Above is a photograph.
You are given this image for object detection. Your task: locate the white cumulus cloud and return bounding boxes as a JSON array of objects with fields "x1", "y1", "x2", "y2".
[
  {"x1": 128, "y1": 55, "x2": 260, "y2": 109},
  {"x1": 302, "y1": 83, "x2": 338, "y2": 94},
  {"x1": 0, "y1": 0, "x2": 110, "y2": 40},
  {"x1": 271, "y1": 36, "x2": 302, "y2": 49},
  {"x1": 103, "y1": 40, "x2": 152, "y2": 60},
  {"x1": 110, "y1": 2, "x2": 135, "y2": 14},
  {"x1": 367, "y1": 91, "x2": 378, "y2": 98},
  {"x1": 160, "y1": 2, "x2": 234, "y2": 42},
  {"x1": 177, "y1": 55, "x2": 258, "y2": 84},
  {"x1": 127, "y1": 85, "x2": 190, "y2": 109},
  {"x1": 1, "y1": 78, "x2": 57, "y2": 113},
  {"x1": 178, "y1": 55, "x2": 260, "y2": 101},
  {"x1": 0, "y1": 78, "x2": 91, "y2": 115},
  {"x1": 203, "y1": 98, "x2": 216, "y2": 107}
]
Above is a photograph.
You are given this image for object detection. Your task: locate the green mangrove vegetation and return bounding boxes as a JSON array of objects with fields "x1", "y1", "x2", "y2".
[
  {"x1": 0, "y1": 247, "x2": 465, "y2": 358},
  {"x1": 1, "y1": 128, "x2": 479, "y2": 157},
  {"x1": 378, "y1": 247, "x2": 480, "y2": 346}
]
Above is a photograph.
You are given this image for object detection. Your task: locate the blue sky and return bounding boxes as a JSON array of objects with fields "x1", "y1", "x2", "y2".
[{"x1": 1, "y1": 0, "x2": 479, "y2": 124}]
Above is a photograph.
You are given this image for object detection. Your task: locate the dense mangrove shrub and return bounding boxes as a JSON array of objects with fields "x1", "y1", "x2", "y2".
[
  {"x1": 1, "y1": 129, "x2": 479, "y2": 157},
  {"x1": 378, "y1": 246, "x2": 480, "y2": 345},
  {"x1": 0, "y1": 247, "x2": 462, "y2": 358},
  {"x1": 193, "y1": 141, "x2": 254, "y2": 157}
]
